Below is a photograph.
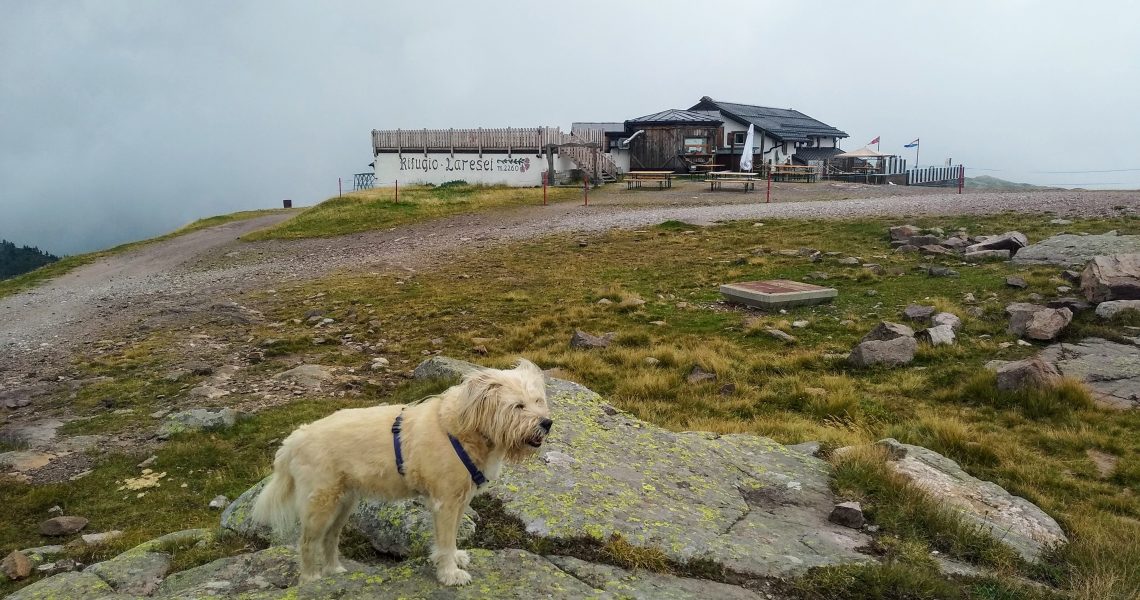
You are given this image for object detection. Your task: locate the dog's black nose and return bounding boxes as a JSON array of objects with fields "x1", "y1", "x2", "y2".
[{"x1": 540, "y1": 418, "x2": 553, "y2": 432}]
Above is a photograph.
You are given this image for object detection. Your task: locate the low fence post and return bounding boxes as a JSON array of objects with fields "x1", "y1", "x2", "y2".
[
  {"x1": 583, "y1": 173, "x2": 589, "y2": 206},
  {"x1": 766, "y1": 171, "x2": 772, "y2": 203},
  {"x1": 958, "y1": 165, "x2": 965, "y2": 194},
  {"x1": 543, "y1": 171, "x2": 548, "y2": 206},
  {"x1": 395, "y1": 179, "x2": 398, "y2": 203},
  {"x1": 338, "y1": 177, "x2": 342, "y2": 198}
]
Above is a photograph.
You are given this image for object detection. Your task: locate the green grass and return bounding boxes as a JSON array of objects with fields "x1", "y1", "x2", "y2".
[
  {"x1": 243, "y1": 184, "x2": 580, "y2": 240},
  {"x1": 4, "y1": 211, "x2": 1139, "y2": 598},
  {"x1": 0, "y1": 209, "x2": 282, "y2": 299}
]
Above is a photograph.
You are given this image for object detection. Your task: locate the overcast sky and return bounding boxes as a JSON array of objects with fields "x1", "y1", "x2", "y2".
[{"x1": 2, "y1": 1, "x2": 1138, "y2": 255}]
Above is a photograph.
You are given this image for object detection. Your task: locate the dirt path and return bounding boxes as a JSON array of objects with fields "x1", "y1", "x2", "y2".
[{"x1": 2, "y1": 187, "x2": 1138, "y2": 378}]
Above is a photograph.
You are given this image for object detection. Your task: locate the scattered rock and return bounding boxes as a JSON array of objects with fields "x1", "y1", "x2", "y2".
[
  {"x1": 964, "y1": 249, "x2": 1011, "y2": 261},
  {"x1": 1039, "y1": 338, "x2": 1140, "y2": 410},
  {"x1": 860, "y1": 322, "x2": 915, "y2": 343},
  {"x1": 158, "y1": 408, "x2": 241, "y2": 439},
  {"x1": 941, "y1": 237, "x2": 970, "y2": 249},
  {"x1": 791, "y1": 320, "x2": 809, "y2": 328},
  {"x1": 2, "y1": 550, "x2": 32, "y2": 580},
  {"x1": 889, "y1": 225, "x2": 921, "y2": 241},
  {"x1": 1006, "y1": 276, "x2": 1028, "y2": 289},
  {"x1": 837, "y1": 257, "x2": 861, "y2": 265},
  {"x1": 642, "y1": 357, "x2": 660, "y2": 367},
  {"x1": 763, "y1": 328, "x2": 797, "y2": 343},
  {"x1": 895, "y1": 245, "x2": 920, "y2": 254},
  {"x1": 471, "y1": 344, "x2": 488, "y2": 355},
  {"x1": 920, "y1": 244, "x2": 951, "y2": 255},
  {"x1": 1080, "y1": 253, "x2": 1140, "y2": 302},
  {"x1": 991, "y1": 357, "x2": 1062, "y2": 391},
  {"x1": 596, "y1": 298, "x2": 613, "y2": 305},
  {"x1": 903, "y1": 304, "x2": 936, "y2": 324},
  {"x1": 1050, "y1": 218, "x2": 1073, "y2": 225},
  {"x1": 687, "y1": 366, "x2": 717, "y2": 384},
  {"x1": 569, "y1": 329, "x2": 614, "y2": 350},
  {"x1": 966, "y1": 231, "x2": 1028, "y2": 256},
  {"x1": 1014, "y1": 231, "x2": 1140, "y2": 265},
  {"x1": 137, "y1": 455, "x2": 157, "y2": 469},
  {"x1": 39, "y1": 516, "x2": 88, "y2": 536},
  {"x1": 1094, "y1": 299, "x2": 1140, "y2": 319},
  {"x1": 916, "y1": 324, "x2": 956, "y2": 346},
  {"x1": 848, "y1": 336, "x2": 917, "y2": 367},
  {"x1": 881, "y1": 441, "x2": 1067, "y2": 561},
  {"x1": 828, "y1": 502, "x2": 865, "y2": 529},
  {"x1": 81, "y1": 530, "x2": 123, "y2": 546},
  {"x1": 1006, "y1": 303, "x2": 1072, "y2": 340},
  {"x1": 208, "y1": 495, "x2": 229, "y2": 510},
  {"x1": 1048, "y1": 297, "x2": 1091, "y2": 313},
  {"x1": 931, "y1": 312, "x2": 962, "y2": 331},
  {"x1": 927, "y1": 265, "x2": 958, "y2": 277},
  {"x1": 272, "y1": 364, "x2": 336, "y2": 390},
  {"x1": 908, "y1": 235, "x2": 942, "y2": 247},
  {"x1": 718, "y1": 383, "x2": 737, "y2": 396}
]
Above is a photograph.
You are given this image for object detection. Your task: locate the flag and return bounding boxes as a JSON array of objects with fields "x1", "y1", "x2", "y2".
[
  {"x1": 739, "y1": 124, "x2": 754, "y2": 171},
  {"x1": 904, "y1": 138, "x2": 920, "y2": 148},
  {"x1": 868, "y1": 136, "x2": 879, "y2": 146}
]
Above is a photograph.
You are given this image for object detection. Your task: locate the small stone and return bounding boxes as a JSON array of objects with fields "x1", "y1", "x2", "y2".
[
  {"x1": 903, "y1": 304, "x2": 936, "y2": 324},
  {"x1": 889, "y1": 225, "x2": 921, "y2": 241},
  {"x1": 718, "y1": 383, "x2": 736, "y2": 396},
  {"x1": 865, "y1": 289, "x2": 878, "y2": 296},
  {"x1": 829, "y1": 502, "x2": 865, "y2": 529},
  {"x1": 806, "y1": 271, "x2": 830, "y2": 280},
  {"x1": 1056, "y1": 286, "x2": 1071, "y2": 293},
  {"x1": 917, "y1": 324, "x2": 956, "y2": 346},
  {"x1": 687, "y1": 366, "x2": 717, "y2": 385},
  {"x1": 1048, "y1": 297, "x2": 1091, "y2": 313},
  {"x1": 39, "y1": 516, "x2": 88, "y2": 536},
  {"x1": 963, "y1": 293, "x2": 977, "y2": 304},
  {"x1": 992, "y1": 357, "x2": 1062, "y2": 391},
  {"x1": 927, "y1": 266, "x2": 958, "y2": 277},
  {"x1": 1095, "y1": 299, "x2": 1140, "y2": 319},
  {"x1": 1, "y1": 550, "x2": 32, "y2": 580},
  {"x1": 1006, "y1": 276, "x2": 1028, "y2": 289},
  {"x1": 642, "y1": 357, "x2": 661, "y2": 367},
  {"x1": 471, "y1": 344, "x2": 489, "y2": 356},
  {"x1": 1050, "y1": 218, "x2": 1073, "y2": 225},
  {"x1": 430, "y1": 338, "x2": 444, "y2": 347},
  {"x1": 861, "y1": 322, "x2": 915, "y2": 343},
  {"x1": 596, "y1": 298, "x2": 613, "y2": 305},
  {"x1": 837, "y1": 257, "x2": 861, "y2": 265},
  {"x1": 80, "y1": 530, "x2": 123, "y2": 546},
  {"x1": 791, "y1": 320, "x2": 809, "y2": 328},
  {"x1": 208, "y1": 495, "x2": 229, "y2": 510},
  {"x1": 931, "y1": 312, "x2": 962, "y2": 331},
  {"x1": 895, "y1": 245, "x2": 920, "y2": 254},
  {"x1": 763, "y1": 328, "x2": 796, "y2": 343},
  {"x1": 569, "y1": 330, "x2": 613, "y2": 350},
  {"x1": 848, "y1": 336, "x2": 917, "y2": 367}
]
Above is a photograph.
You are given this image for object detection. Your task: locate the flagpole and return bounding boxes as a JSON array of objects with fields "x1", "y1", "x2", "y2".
[{"x1": 915, "y1": 142, "x2": 919, "y2": 168}]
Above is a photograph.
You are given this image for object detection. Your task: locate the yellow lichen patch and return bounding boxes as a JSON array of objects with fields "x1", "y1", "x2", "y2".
[{"x1": 117, "y1": 469, "x2": 167, "y2": 491}]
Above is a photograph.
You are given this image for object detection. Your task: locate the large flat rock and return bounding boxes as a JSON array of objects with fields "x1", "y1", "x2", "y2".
[
  {"x1": 1039, "y1": 338, "x2": 1140, "y2": 410},
  {"x1": 1013, "y1": 231, "x2": 1140, "y2": 266},
  {"x1": 418, "y1": 357, "x2": 870, "y2": 577},
  {"x1": 886, "y1": 441, "x2": 1066, "y2": 561},
  {"x1": 720, "y1": 280, "x2": 837, "y2": 309}
]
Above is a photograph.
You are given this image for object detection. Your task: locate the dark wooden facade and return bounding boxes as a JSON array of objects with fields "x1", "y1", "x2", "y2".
[{"x1": 627, "y1": 124, "x2": 723, "y2": 172}]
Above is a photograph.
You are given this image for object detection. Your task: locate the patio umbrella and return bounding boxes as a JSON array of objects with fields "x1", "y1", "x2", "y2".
[{"x1": 739, "y1": 124, "x2": 754, "y2": 171}]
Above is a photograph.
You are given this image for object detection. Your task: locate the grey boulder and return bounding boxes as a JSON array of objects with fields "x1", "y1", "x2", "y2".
[
  {"x1": 966, "y1": 231, "x2": 1028, "y2": 256},
  {"x1": 848, "y1": 336, "x2": 917, "y2": 367},
  {"x1": 158, "y1": 408, "x2": 241, "y2": 439},
  {"x1": 990, "y1": 357, "x2": 1062, "y2": 391},
  {"x1": 1006, "y1": 303, "x2": 1072, "y2": 341},
  {"x1": 860, "y1": 321, "x2": 914, "y2": 343},
  {"x1": 1080, "y1": 253, "x2": 1140, "y2": 303}
]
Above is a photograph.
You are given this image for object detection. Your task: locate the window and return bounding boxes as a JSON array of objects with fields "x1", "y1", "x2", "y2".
[
  {"x1": 732, "y1": 132, "x2": 747, "y2": 145},
  {"x1": 683, "y1": 137, "x2": 707, "y2": 154}
]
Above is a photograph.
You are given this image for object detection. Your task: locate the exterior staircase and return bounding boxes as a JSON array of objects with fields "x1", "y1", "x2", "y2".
[{"x1": 561, "y1": 130, "x2": 621, "y2": 184}]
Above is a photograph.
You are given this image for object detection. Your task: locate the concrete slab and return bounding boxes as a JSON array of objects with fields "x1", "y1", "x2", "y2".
[{"x1": 720, "y1": 280, "x2": 838, "y2": 309}]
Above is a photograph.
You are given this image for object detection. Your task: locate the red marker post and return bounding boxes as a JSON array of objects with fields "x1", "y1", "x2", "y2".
[
  {"x1": 542, "y1": 171, "x2": 548, "y2": 206},
  {"x1": 395, "y1": 180, "x2": 399, "y2": 203},
  {"x1": 958, "y1": 165, "x2": 965, "y2": 195},
  {"x1": 583, "y1": 174, "x2": 589, "y2": 206},
  {"x1": 766, "y1": 171, "x2": 772, "y2": 203}
]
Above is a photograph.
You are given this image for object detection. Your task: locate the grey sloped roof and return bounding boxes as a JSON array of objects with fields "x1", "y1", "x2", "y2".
[
  {"x1": 690, "y1": 97, "x2": 847, "y2": 142},
  {"x1": 572, "y1": 122, "x2": 626, "y2": 134},
  {"x1": 793, "y1": 147, "x2": 846, "y2": 162},
  {"x1": 625, "y1": 109, "x2": 723, "y2": 126}
]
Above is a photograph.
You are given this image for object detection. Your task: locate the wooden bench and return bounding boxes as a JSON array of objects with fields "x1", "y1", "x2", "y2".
[
  {"x1": 708, "y1": 171, "x2": 757, "y2": 192},
  {"x1": 771, "y1": 165, "x2": 819, "y2": 183},
  {"x1": 625, "y1": 171, "x2": 673, "y2": 190}
]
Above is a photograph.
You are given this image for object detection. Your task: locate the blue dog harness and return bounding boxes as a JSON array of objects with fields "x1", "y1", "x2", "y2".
[{"x1": 392, "y1": 413, "x2": 486, "y2": 487}]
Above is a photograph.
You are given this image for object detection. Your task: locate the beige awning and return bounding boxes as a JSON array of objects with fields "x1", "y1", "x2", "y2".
[{"x1": 834, "y1": 147, "x2": 895, "y2": 158}]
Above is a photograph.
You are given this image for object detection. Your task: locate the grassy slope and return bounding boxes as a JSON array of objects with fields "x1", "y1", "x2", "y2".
[
  {"x1": 966, "y1": 176, "x2": 1058, "y2": 191},
  {"x1": 243, "y1": 183, "x2": 579, "y2": 240},
  {"x1": 0, "y1": 210, "x2": 282, "y2": 299},
  {"x1": 4, "y1": 213, "x2": 1139, "y2": 598}
]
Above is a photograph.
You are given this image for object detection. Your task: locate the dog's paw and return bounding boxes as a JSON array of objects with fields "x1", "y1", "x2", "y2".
[
  {"x1": 454, "y1": 550, "x2": 470, "y2": 568},
  {"x1": 437, "y1": 567, "x2": 472, "y2": 586},
  {"x1": 323, "y1": 564, "x2": 348, "y2": 575}
]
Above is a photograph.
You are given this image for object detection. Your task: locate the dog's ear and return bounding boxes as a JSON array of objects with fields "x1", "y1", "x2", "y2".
[
  {"x1": 514, "y1": 358, "x2": 544, "y2": 380},
  {"x1": 455, "y1": 370, "x2": 500, "y2": 434}
]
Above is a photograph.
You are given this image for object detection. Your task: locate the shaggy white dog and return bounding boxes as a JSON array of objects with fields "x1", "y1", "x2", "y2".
[{"x1": 250, "y1": 359, "x2": 552, "y2": 586}]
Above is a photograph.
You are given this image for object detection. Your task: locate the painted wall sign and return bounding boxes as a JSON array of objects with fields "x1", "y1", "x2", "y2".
[{"x1": 376, "y1": 152, "x2": 558, "y2": 186}]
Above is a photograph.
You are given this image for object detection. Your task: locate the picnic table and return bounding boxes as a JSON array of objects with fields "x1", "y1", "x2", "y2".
[
  {"x1": 708, "y1": 171, "x2": 758, "y2": 192},
  {"x1": 625, "y1": 171, "x2": 673, "y2": 190},
  {"x1": 771, "y1": 165, "x2": 819, "y2": 183}
]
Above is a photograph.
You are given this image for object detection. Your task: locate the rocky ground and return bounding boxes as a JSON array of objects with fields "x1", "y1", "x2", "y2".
[{"x1": 3, "y1": 358, "x2": 1072, "y2": 599}]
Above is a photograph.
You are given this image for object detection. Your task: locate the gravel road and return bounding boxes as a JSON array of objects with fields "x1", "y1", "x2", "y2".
[{"x1": 2, "y1": 188, "x2": 1138, "y2": 377}]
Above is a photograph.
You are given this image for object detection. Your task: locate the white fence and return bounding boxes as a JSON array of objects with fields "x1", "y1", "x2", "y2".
[{"x1": 907, "y1": 165, "x2": 964, "y2": 186}]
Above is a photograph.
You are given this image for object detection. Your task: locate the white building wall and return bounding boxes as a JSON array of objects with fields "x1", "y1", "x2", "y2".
[
  {"x1": 374, "y1": 152, "x2": 573, "y2": 186},
  {"x1": 609, "y1": 149, "x2": 631, "y2": 173}
]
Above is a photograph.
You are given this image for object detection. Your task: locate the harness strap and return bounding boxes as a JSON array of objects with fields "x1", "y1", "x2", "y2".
[
  {"x1": 392, "y1": 413, "x2": 406, "y2": 476},
  {"x1": 392, "y1": 412, "x2": 486, "y2": 487},
  {"x1": 448, "y1": 434, "x2": 487, "y2": 487}
]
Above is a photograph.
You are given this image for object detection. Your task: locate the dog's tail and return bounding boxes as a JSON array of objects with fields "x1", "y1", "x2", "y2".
[{"x1": 250, "y1": 437, "x2": 300, "y2": 536}]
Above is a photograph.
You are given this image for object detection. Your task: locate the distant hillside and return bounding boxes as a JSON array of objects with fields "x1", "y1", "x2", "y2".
[
  {"x1": 965, "y1": 175, "x2": 1058, "y2": 191},
  {"x1": 0, "y1": 240, "x2": 59, "y2": 280}
]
